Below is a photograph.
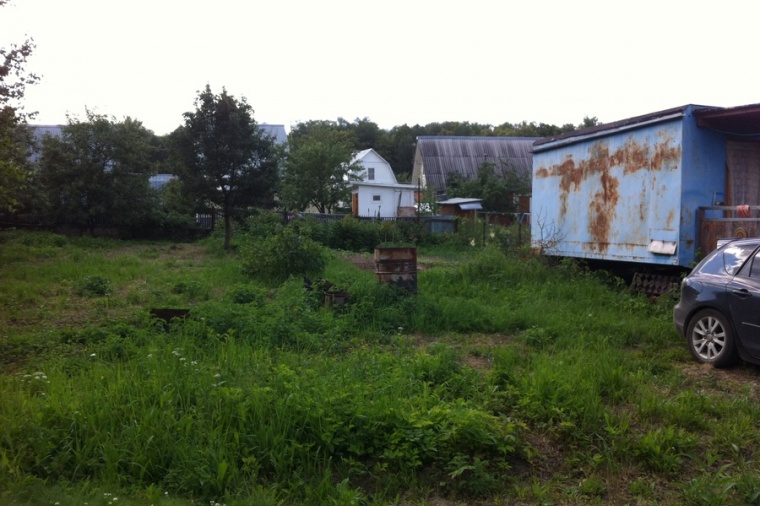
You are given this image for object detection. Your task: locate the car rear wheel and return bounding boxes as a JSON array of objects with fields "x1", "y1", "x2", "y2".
[{"x1": 686, "y1": 309, "x2": 738, "y2": 367}]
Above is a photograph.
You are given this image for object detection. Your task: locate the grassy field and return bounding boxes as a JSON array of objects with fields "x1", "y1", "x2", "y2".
[{"x1": 2, "y1": 229, "x2": 760, "y2": 505}]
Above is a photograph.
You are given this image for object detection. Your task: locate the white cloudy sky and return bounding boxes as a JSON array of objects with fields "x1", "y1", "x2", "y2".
[{"x1": 2, "y1": 0, "x2": 758, "y2": 136}]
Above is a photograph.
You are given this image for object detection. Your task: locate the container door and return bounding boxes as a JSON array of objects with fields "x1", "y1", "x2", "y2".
[{"x1": 726, "y1": 141, "x2": 760, "y2": 207}]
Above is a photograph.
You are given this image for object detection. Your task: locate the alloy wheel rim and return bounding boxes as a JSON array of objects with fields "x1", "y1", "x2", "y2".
[{"x1": 692, "y1": 316, "x2": 726, "y2": 360}]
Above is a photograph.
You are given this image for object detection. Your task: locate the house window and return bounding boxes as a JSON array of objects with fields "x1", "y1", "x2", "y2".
[
  {"x1": 368, "y1": 168, "x2": 375, "y2": 180},
  {"x1": 372, "y1": 195, "x2": 381, "y2": 201}
]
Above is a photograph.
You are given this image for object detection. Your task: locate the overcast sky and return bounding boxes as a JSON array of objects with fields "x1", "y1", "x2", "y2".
[{"x1": 2, "y1": 0, "x2": 758, "y2": 136}]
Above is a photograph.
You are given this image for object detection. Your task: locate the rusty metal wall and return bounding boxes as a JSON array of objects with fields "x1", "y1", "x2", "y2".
[{"x1": 531, "y1": 118, "x2": 687, "y2": 266}]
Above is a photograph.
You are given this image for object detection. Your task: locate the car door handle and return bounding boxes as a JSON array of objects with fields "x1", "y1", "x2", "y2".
[{"x1": 732, "y1": 288, "x2": 752, "y2": 298}]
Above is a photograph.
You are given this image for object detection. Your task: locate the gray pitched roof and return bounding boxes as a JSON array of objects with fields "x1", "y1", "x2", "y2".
[
  {"x1": 412, "y1": 136, "x2": 539, "y2": 193},
  {"x1": 259, "y1": 124, "x2": 287, "y2": 145},
  {"x1": 28, "y1": 125, "x2": 63, "y2": 163}
]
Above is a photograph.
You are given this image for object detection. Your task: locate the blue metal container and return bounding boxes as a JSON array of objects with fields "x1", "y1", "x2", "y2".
[{"x1": 531, "y1": 104, "x2": 760, "y2": 268}]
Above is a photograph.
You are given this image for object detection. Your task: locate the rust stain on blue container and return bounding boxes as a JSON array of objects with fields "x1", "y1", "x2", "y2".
[
  {"x1": 534, "y1": 134, "x2": 681, "y2": 254},
  {"x1": 374, "y1": 247, "x2": 417, "y2": 294}
]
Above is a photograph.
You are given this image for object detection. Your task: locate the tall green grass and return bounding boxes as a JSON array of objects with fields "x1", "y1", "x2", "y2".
[{"x1": 3, "y1": 231, "x2": 760, "y2": 505}]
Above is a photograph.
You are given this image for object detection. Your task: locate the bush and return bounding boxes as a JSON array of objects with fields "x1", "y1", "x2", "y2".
[
  {"x1": 76, "y1": 275, "x2": 111, "y2": 297},
  {"x1": 326, "y1": 216, "x2": 380, "y2": 252},
  {"x1": 240, "y1": 228, "x2": 328, "y2": 284},
  {"x1": 244, "y1": 210, "x2": 286, "y2": 239},
  {"x1": 226, "y1": 284, "x2": 267, "y2": 305}
]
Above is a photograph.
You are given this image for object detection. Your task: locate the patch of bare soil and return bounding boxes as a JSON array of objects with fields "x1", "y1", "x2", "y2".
[
  {"x1": 679, "y1": 361, "x2": 760, "y2": 401},
  {"x1": 406, "y1": 333, "x2": 515, "y2": 373},
  {"x1": 340, "y1": 252, "x2": 457, "y2": 273}
]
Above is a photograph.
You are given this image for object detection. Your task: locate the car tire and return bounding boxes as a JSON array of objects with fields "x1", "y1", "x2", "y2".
[{"x1": 686, "y1": 309, "x2": 738, "y2": 367}]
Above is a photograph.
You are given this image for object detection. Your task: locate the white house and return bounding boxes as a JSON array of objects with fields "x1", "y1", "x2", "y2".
[{"x1": 350, "y1": 149, "x2": 417, "y2": 218}]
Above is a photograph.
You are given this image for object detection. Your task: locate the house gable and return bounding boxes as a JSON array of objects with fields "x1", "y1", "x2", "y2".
[
  {"x1": 352, "y1": 148, "x2": 398, "y2": 184},
  {"x1": 349, "y1": 148, "x2": 418, "y2": 218}
]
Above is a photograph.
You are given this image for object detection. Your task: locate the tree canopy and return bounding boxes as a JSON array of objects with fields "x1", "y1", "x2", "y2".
[
  {"x1": 38, "y1": 111, "x2": 157, "y2": 235},
  {"x1": 280, "y1": 126, "x2": 360, "y2": 214},
  {"x1": 447, "y1": 161, "x2": 531, "y2": 213},
  {"x1": 0, "y1": 0, "x2": 39, "y2": 211},
  {"x1": 287, "y1": 116, "x2": 599, "y2": 183},
  {"x1": 172, "y1": 85, "x2": 279, "y2": 249}
]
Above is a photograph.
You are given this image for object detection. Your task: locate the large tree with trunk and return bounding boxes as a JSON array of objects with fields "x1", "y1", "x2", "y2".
[{"x1": 173, "y1": 85, "x2": 279, "y2": 250}]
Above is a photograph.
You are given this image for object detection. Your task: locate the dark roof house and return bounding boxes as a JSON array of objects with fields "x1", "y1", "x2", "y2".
[{"x1": 411, "y1": 136, "x2": 539, "y2": 194}]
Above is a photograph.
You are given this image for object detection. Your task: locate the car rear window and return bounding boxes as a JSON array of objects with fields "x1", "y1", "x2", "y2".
[{"x1": 697, "y1": 243, "x2": 758, "y2": 276}]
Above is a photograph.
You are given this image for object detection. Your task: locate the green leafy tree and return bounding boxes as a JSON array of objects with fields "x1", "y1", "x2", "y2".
[
  {"x1": 447, "y1": 161, "x2": 530, "y2": 213},
  {"x1": 281, "y1": 127, "x2": 360, "y2": 214},
  {"x1": 579, "y1": 115, "x2": 600, "y2": 128},
  {"x1": 493, "y1": 121, "x2": 571, "y2": 137},
  {"x1": 0, "y1": 0, "x2": 39, "y2": 211},
  {"x1": 382, "y1": 123, "x2": 426, "y2": 181},
  {"x1": 424, "y1": 121, "x2": 494, "y2": 136},
  {"x1": 38, "y1": 111, "x2": 157, "y2": 235},
  {"x1": 173, "y1": 85, "x2": 279, "y2": 250}
]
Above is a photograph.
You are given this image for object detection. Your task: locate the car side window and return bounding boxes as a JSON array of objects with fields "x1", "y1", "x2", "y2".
[
  {"x1": 724, "y1": 245, "x2": 758, "y2": 276},
  {"x1": 721, "y1": 244, "x2": 760, "y2": 276},
  {"x1": 747, "y1": 251, "x2": 760, "y2": 279},
  {"x1": 698, "y1": 244, "x2": 757, "y2": 276}
]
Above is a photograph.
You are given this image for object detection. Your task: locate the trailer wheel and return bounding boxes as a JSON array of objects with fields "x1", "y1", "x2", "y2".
[{"x1": 686, "y1": 309, "x2": 738, "y2": 367}]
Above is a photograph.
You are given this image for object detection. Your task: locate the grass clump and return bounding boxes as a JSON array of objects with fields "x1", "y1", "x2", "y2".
[{"x1": 76, "y1": 275, "x2": 112, "y2": 297}]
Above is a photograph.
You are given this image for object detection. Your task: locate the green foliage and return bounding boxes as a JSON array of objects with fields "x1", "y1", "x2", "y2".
[
  {"x1": 240, "y1": 228, "x2": 327, "y2": 284},
  {"x1": 226, "y1": 284, "x2": 266, "y2": 305},
  {"x1": 38, "y1": 111, "x2": 159, "y2": 236},
  {"x1": 172, "y1": 84, "x2": 280, "y2": 249},
  {"x1": 447, "y1": 160, "x2": 530, "y2": 213},
  {"x1": 633, "y1": 426, "x2": 697, "y2": 476},
  {"x1": 289, "y1": 215, "x2": 441, "y2": 252},
  {"x1": 0, "y1": 6, "x2": 39, "y2": 212},
  {"x1": 325, "y1": 216, "x2": 380, "y2": 252},
  {"x1": 5, "y1": 231, "x2": 760, "y2": 505},
  {"x1": 243, "y1": 210, "x2": 285, "y2": 238},
  {"x1": 280, "y1": 127, "x2": 360, "y2": 214},
  {"x1": 76, "y1": 275, "x2": 111, "y2": 297}
]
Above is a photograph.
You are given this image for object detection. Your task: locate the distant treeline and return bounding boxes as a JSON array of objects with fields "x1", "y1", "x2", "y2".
[{"x1": 287, "y1": 116, "x2": 599, "y2": 181}]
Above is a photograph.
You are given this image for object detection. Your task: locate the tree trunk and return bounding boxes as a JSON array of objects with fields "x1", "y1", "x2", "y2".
[{"x1": 224, "y1": 211, "x2": 232, "y2": 250}]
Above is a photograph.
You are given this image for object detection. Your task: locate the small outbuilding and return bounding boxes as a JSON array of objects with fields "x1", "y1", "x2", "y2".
[{"x1": 436, "y1": 197, "x2": 483, "y2": 219}]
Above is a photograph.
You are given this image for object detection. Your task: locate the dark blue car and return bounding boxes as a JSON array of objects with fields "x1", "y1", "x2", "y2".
[{"x1": 674, "y1": 238, "x2": 760, "y2": 367}]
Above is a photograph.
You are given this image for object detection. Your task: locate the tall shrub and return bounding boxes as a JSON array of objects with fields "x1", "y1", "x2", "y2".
[{"x1": 241, "y1": 228, "x2": 327, "y2": 284}]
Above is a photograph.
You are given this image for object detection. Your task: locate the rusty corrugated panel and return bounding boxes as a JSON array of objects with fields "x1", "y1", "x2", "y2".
[{"x1": 414, "y1": 136, "x2": 539, "y2": 193}]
